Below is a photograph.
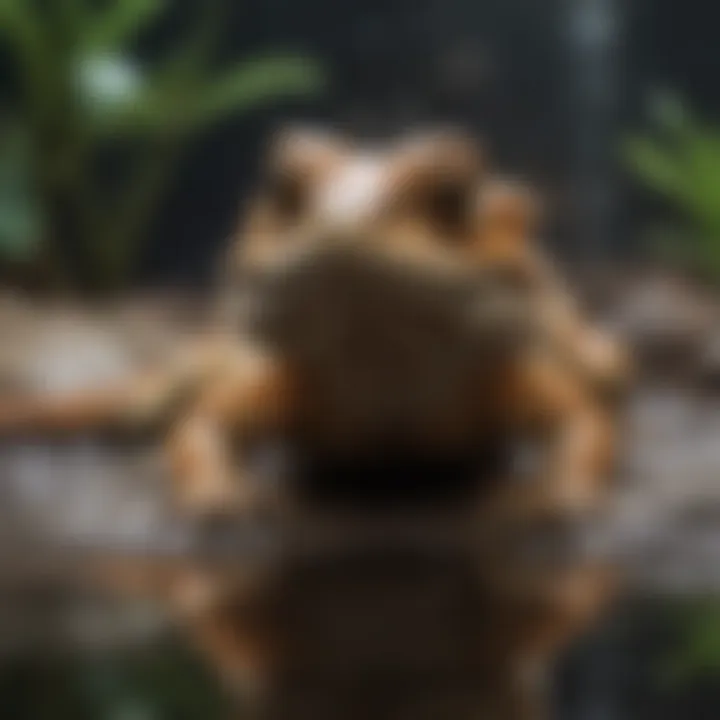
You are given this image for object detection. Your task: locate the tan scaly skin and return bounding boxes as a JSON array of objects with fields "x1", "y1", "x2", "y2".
[{"x1": 0, "y1": 127, "x2": 628, "y2": 713}]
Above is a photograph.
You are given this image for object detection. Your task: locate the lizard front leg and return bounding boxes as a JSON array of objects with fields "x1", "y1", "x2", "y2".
[
  {"x1": 489, "y1": 349, "x2": 617, "y2": 522},
  {"x1": 165, "y1": 345, "x2": 296, "y2": 519},
  {"x1": 474, "y1": 353, "x2": 619, "y2": 698}
]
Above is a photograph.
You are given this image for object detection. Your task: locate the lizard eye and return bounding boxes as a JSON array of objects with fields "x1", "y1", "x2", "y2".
[
  {"x1": 262, "y1": 126, "x2": 349, "y2": 228},
  {"x1": 389, "y1": 129, "x2": 483, "y2": 241},
  {"x1": 424, "y1": 177, "x2": 474, "y2": 238},
  {"x1": 266, "y1": 168, "x2": 307, "y2": 225}
]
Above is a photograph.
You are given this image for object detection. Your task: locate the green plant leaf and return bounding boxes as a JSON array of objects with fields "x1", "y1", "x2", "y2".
[
  {"x1": 0, "y1": 0, "x2": 52, "y2": 84},
  {"x1": 647, "y1": 89, "x2": 690, "y2": 134},
  {"x1": 85, "y1": 0, "x2": 166, "y2": 52},
  {"x1": 75, "y1": 51, "x2": 145, "y2": 105},
  {"x1": 669, "y1": 602, "x2": 720, "y2": 683},
  {"x1": 0, "y1": 124, "x2": 42, "y2": 262},
  {"x1": 186, "y1": 54, "x2": 325, "y2": 129},
  {"x1": 86, "y1": 54, "x2": 325, "y2": 139},
  {"x1": 622, "y1": 136, "x2": 689, "y2": 201},
  {"x1": 0, "y1": 0, "x2": 36, "y2": 31},
  {"x1": 624, "y1": 94, "x2": 720, "y2": 282}
]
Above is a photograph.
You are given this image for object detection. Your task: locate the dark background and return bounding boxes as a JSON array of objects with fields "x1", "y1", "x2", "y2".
[{"x1": 126, "y1": 0, "x2": 719, "y2": 286}]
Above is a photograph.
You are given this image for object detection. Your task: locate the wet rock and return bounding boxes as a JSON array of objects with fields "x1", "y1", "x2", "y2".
[
  {"x1": 607, "y1": 274, "x2": 718, "y2": 381},
  {"x1": 697, "y1": 330, "x2": 720, "y2": 394}
]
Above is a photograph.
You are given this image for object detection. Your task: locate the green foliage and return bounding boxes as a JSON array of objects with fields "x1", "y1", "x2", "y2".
[
  {"x1": 0, "y1": 0, "x2": 324, "y2": 293},
  {"x1": 83, "y1": 0, "x2": 168, "y2": 52},
  {"x1": 622, "y1": 91, "x2": 720, "y2": 278},
  {"x1": 0, "y1": 637, "x2": 231, "y2": 720},
  {"x1": 0, "y1": 124, "x2": 42, "y2": 261},
  {"x1": 662, "y1": 600, "x2": 720, "y2": 686}
]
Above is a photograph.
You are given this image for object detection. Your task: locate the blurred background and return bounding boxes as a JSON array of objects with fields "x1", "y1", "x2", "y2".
[{"x1": 1, "y1": 0, "x2": 720, "y2": 718}]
